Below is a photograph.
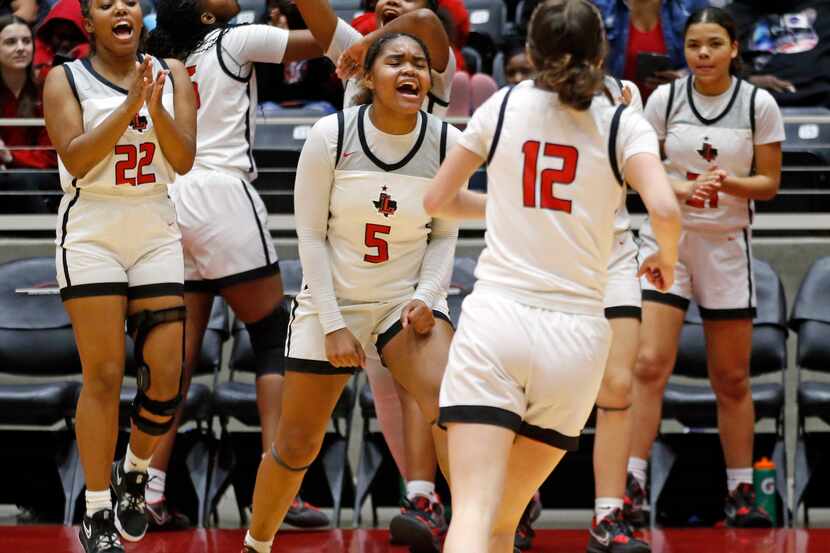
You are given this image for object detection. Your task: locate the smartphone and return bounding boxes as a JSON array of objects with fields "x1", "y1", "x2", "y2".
[{"x1": 636, "y1": 52, "x2": 672, "y2": 81}]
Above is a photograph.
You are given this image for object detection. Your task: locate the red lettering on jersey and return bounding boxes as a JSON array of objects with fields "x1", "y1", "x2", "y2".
[
  {"x1": 187, "y1": 65, "x2": 201, "y2": 110},
  {"x1": 115, "y1": 143, "x2": 157, "y2": 186},
  {"x1": 364, "y1": 223, "x2": 391, "y2": 263},
  {"x1": 521, "y1": 140, "x2": 579, "y2": 212}
]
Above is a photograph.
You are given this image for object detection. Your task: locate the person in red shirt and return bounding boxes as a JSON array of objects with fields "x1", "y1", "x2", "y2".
[
  {"x1": 0, "y1": 15, "x2": 56, "y2": 213},
  {"x1": 33, "y1": 0, "x2": 90, "y2": 83}
]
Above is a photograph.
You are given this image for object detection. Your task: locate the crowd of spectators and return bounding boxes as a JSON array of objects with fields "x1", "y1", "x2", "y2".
[{"x1": 0, "y1": 0, "x2": 829, "y2": 209}]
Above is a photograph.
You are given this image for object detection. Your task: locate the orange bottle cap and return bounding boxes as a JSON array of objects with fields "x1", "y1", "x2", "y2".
[{"x1": 754, "y1": 457, "x2": 775, "y2": 470}]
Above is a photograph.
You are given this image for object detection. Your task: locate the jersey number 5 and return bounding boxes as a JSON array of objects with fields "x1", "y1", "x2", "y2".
[
  {"x1": 115, "y1": 143, "x2": 156, "y2": 186},
  {"x1": 364, "y1": 223, "x2": 391, "y2": 264},
  {"x1": 521, "y1": 141, "x2": 579, "y2": 212}
]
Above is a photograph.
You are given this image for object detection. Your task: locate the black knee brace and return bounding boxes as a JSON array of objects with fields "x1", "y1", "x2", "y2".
[
  {"x1": 246, "y1": 304, "x2": 289, "y2": 378},
  {"x1": 128, "y1": 306, "x2": 187, "y2": 436}
]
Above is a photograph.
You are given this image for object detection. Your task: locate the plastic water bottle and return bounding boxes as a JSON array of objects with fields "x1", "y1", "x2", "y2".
[{"x1": 754, "y1": 457, "x2": 777, "y2": 526}]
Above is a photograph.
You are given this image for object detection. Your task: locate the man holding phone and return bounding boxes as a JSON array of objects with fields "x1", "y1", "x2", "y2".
[{"x1": 594, "y1": 0, "x2": 708, "y2": 99}]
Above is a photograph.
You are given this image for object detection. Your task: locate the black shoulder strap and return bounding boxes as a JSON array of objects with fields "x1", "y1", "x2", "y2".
[
  {"x1": 157, "y1": 57, "x2": 175, "y2": 87},
  {"x1": 335, "y1": 110, "x2": 345, "y2": 167},
  {"x1": 439, "y1": 121, "x2": 449, "y2": 164},
  {"x1": 62, "y1": 64, "x2": 80, "y2": 105},
  {"x1": 216, "y1": 26, "x2": 253, "y2": 83},
  {"x1": 749, "y1": 84, "x2": 759, "y2": 136},
  {"x1": 486, "y1": 86, "x2": 515, "y2": 166},
  {"x1": 608, "y1": 104, "x2": 627, "y2": 186},
  {"x1": 665, "y1": 79, "x2": 675, "y2": 125}
]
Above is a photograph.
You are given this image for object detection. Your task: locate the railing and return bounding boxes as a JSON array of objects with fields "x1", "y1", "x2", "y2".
[{"x1": 2, "y1": 112, "x2": 829, "y2": 236}]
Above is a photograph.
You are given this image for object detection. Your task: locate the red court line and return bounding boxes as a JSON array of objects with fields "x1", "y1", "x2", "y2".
[{"x1": 0, "y1": 527, "x2": 827, "y2": 553}]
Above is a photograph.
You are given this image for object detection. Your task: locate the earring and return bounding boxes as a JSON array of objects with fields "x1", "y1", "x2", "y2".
[{"x1": 201, "y1": 12, "x2": 216, "y2": 24}]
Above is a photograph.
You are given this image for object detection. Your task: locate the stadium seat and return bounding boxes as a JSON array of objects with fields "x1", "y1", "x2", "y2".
[
  {"x1": 0, "y1": 257, "x2": 82, "y2": 525},
  {"x1": 210, "y1": 260, "x2": 356, "y2": 526},
  {"x1": 790, "y1": 256, "x2": 830, "y2": 524},
  {"x1": 233, "y1": 0, "x2": 267, "y2": 23},
  {"x1": 649, "y1": 259, "x2": 789, "y2": 527}
]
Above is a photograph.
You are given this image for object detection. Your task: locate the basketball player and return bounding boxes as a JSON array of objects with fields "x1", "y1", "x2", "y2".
[
  {"x1": 295, "y1": 0, "x2": 457, "y2": 545},
  {"x1": 627, "y1": 6, "x2": 783, "y2": 528},
  {"x1": 422, "y1": 1, "x2": 682, "y2": 550},
  {"x1": 241, "y1": 32, "x2": 461, "y2": 553},
  {"x1": 42, "y1": 0, "x2": 196, "y2": 550},
  {"x1": 144, "y1": 0, "x2": 330, "y2": 529}
]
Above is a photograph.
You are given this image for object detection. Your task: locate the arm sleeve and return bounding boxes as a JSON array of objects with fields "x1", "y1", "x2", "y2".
[
  {"x1": 753, "y1": 89, "x2": 786, "y2": 145},
  {"x1": 221, "y1": 24, "x2": 289, "y2": 65},
  {"x1": 643, "y1": 83, "x2": 670, "y2": 140},
  {"x1": 325, "y1": 18, "x2": 363, "y2": 65},
  {"x1": 618, "y1": 110, "x2": 661, "y2": 177},
  {"x1": 457, "y1": 87, "x2": 504, "y2": 159},
  {"x1": 294, "y1": 118, "x2": 346, "y2": 334},
  {"x1": 412, "y1": 125, "x2": 463, "y2": 307}
]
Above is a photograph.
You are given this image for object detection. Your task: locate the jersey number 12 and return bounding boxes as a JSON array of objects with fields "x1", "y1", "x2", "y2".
[{"x1": 521, "y1": 141, "x2": 579, "y2": 212}]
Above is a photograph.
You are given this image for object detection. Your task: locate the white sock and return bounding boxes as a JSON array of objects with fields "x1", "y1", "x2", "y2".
[
  {"x1": 86, "y1": 489, "x2": 112, "y2": 516},
  {"x1": 244, "y1": 530, "x2": 273, "y2": 553},
  {"x1": 726, "y1": 467, "x2": 753, "y2": 493},
  {"x1": 406, "y1": 480, "x2": 436, "y2": 502},
  {"x1": 124, "y1": 444, "x2": 151, "y2": 474},
  {"x1": 627, "y1": 457, "x2": 648, "y2": 490},
  {"x1": 146, "y1": 467, "x2": 166, "y2": 504},
  {"x1": 595, "y1": 497, "x2": 624, "y2": 522}
]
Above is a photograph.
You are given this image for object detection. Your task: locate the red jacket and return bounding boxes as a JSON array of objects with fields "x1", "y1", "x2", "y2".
[
  {"x1": 351, "y1": 1, "x2": 469, "y2": 71},
  {"x1": 0, "y1": 81, "x2": 57, "y2": 169},
  {"x1": 34, "y1": 0, "x2": 90, "y2": 83}
]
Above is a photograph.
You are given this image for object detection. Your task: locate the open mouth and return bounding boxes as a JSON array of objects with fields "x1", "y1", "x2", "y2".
[
  {"x1": 396, "y1": 80, "x2": 420, "y2": 98},
  {"x1": 112, "y1": 20, "x2": 134, "y2": 40}
]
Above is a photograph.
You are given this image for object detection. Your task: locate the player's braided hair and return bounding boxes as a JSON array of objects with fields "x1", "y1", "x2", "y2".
[
  {"x1": 351, "y1": 32, "x2": 433, "y2": 106},
  {"x1": 145, "y1": 0, "x2": 223, "y2": 60},
  {"x1": 527, "y1": 0, "x2": 606, "y2": 111}
]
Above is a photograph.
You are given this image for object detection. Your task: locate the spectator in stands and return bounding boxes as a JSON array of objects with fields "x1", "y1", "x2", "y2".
[
  {"x1": 0, "y1": 0, "x2": 49, "y2": 27},
  {"x1": 255, "y1": 0, "x2": 343, "y2": 114},
  {"x1": 503, "y1": 40, "x2": 531, "y2": 85},
  {"x1": 590, "y1": 0, "x2": 709, "y2": 100},
  {"x1": 0, "y1": 14, "x2": 56, "y2": 213},
  {"x1": 33, "y1": 0, "x2": 90, "y2": 82},
  {"x1": 352, "y1": 0, "x2": 469, "y2": 71},
  {"x1": 726, "y1": 0, "x2": 830, "y2": 108}
]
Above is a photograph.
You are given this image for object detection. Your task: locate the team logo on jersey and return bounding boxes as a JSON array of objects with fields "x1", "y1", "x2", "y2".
[
  {"x1": 697, "y1": 138, "x2": 718, "y2": 163},
  {"x1": 373, "y1": 186, "x2": 397, "y2": 217},
  {"x1": 130, "y1": 114, "x2": 148, "y2": 132}
]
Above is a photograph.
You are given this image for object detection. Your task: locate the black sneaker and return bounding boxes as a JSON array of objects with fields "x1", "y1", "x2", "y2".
[
  {"x1": 724, "y1": 483, "x2": 773, "y2": 528},
  {"x1": 283, "y1": 495, "x2": 330, "y2": 528},
  {"x1": 147, "y1": 498, "x2": 191, "y2": 531},
  {"x1": 111, "y1": 461, "x2": 148, "y2": 541},
  {"x1": 79, "y1": 510, "x2": 125, "y2": 553},
  {"x1": 389, "y1": 495, "x2": 447, "y2": 553},
  {"x1": 587, "y1": 509, "x2": 651, "y2": 553},
  {"x1": 622, "y1": 473, "x2": 650, "y2": 529},
  {"x1": 514, "y1": 496, "x2": 539, "y2": 550}
]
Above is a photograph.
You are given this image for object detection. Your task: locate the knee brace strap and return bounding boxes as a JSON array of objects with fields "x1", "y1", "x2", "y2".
[
  {"x1": 128, "y1": 306, "x2": 187, "y2": 436},
  {"x1": 270, "y1": 444, "x2": 313, "y2": 472},
  {"x1": 246, "y1": 304, "x2": 289, "y2": 375},
  {"x1": 596, "y1": 403, "x2": 632, "y2": 412}
]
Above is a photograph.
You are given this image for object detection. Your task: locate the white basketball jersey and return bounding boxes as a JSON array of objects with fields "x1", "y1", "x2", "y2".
[
  {"x1": 465, "y1": 81, "x2": 634, "y2": 316},
  {"x1": 602, "y1": 76, "x2": 642, "y2": 235},
  {"x1": 661, "y1": 76, "x2": 759, "y2": 232},
  {"x1": 321, "y1": 106, "x2": 454, "y2": 303},
  {"x1": 184, "y1": 26, "x2": 285, "y2": 182},
  {"x1": 58, "y1": 56, "x2": 176, "y2": 196}
]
